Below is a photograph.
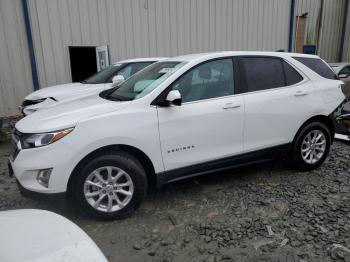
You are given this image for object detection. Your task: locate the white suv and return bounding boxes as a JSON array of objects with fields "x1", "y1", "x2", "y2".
[
  {"x1": 20, "y1": 58, "x2": 166, "y2": 115},
  {"x1": 9, "y1": 52, "x2": 345, "y2": 219}
]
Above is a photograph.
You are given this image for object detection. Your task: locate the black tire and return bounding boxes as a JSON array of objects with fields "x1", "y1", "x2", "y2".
[
  {"x1": 287, "y1": 121, "x2": 332, "y2": 171},
  {"x1": 73, "y1": 152, "x2": 147, "y2": 220}
]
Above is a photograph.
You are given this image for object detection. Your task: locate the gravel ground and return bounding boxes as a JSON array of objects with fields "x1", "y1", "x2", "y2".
[{"x1": 0, "y1": 120, "x2": 350, "y2": 261}]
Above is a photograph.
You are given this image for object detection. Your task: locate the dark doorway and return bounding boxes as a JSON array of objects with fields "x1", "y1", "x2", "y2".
[{"x1": 69, "y1": 46, "x2": 97, "y2": 82}]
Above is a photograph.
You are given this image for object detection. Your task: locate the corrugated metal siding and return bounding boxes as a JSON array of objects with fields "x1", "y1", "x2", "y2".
[
  {"x1": 296, "y1": 0, "x2": 346, "y2": 62},
  {"x1": 0, "y1": 0, "x2": 33, "y2": 117},
  {"x1": 28, "y1": 0, "x2": 291, "y2": 89},
  {"x1": 342, "y1": 1, "x2": 350, "y2": 62},
  {"x1": 296, "y1": 0, "x2": 321, "y2": 45},
  {"x1": 318, "y1": 0, "x2": 346, "y2": 62},
  {"x1": 1, "y1": 0, "x2": 347, "y2": 117}
]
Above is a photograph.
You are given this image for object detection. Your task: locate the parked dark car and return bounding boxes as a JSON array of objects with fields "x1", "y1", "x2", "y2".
[
  {"x1": 0, "y1": 118, "x2": 3, "y2": 138},
  {"x1": 335, "y1": 101, "x2": 350, "y2": 141},
  {"x1": 330, "y1": 63, "x2": 350, "y2": 98}
]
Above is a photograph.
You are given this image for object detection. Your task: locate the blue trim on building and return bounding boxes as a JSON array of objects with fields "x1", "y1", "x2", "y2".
[
  {"x1": 21, "y1": 0, "x2": 39, "y2": 91},
  {"x1": 288, "y1": 0, "x2": 296, "y2": 52},
  {"x1": 339, "y1": 0, "x2": 349, "y2": 62}
]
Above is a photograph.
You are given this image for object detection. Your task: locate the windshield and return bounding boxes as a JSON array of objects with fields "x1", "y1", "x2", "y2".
[
  {"x1": 82, "y1": 64, "x2": 124, "y2": 84},
  {"x1": 105, "y1": 61, "x2": 185, "y2": 101}
]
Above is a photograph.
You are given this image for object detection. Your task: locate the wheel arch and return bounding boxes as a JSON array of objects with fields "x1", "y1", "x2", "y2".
[
  {"x1": 67, "y1": 144, "x2": 157, "y2": 197},
  {"x1": 293, "y1": 115, "x2": 335, "y2": 144}
]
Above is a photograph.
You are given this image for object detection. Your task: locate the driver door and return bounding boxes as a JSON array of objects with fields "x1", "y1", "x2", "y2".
[{"x1": 156, "y1": 58, "x2": 244, "y2": 171}]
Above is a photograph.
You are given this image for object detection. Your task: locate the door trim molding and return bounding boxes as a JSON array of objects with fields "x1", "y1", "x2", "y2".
[{"x1": 156, "y1": 143, "x2": 292, "y2": 187}]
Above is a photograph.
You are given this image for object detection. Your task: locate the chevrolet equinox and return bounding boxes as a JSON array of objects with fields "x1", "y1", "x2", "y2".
[{"x1": 9, "y1": 52, "x2": 346, "y2": 219}]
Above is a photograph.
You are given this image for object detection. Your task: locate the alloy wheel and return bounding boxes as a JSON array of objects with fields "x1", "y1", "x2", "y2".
[
  {"x1": 300, "y1": 130, "x2": 327, "y2": 164},
  {"x1": 83, "y1": 166, "x2": 134, "y2": 212}
]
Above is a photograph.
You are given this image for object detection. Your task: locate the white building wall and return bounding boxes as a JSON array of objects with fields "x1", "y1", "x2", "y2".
[
  {"x1": 319, "y1": 0, "x2": 346, "y2": 62},
  {"x1": 296, "y1": 0, "x2": 346, "y2": 62},
  {"x1": 27, "y1": 0, "x2": 291, "y2": 89},
  {"x1": 342, "y1": 1, "x2": 350, "y2": 62},
  {"x1": 0, "y1": 0, "x2": 33, "y2": 117}
]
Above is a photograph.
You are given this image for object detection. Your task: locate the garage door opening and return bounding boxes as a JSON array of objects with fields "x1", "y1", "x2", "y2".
[{"x1": 69, "y1": 46, "x2": 97, "y2": 82}]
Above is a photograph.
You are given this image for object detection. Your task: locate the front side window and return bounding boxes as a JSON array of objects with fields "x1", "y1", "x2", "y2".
[
  {"x1": 293, "y1": 57, "x2": 338, "y2": 80},
  {"x1": 105, "y1": 61, "x2": 185, "y2": 101},
  {"x1": 241, "y1": 57, "x2": 285, "y2": 92},
  {"x1": 171, "y1": 58, "x2": 234, "y2": 103}
]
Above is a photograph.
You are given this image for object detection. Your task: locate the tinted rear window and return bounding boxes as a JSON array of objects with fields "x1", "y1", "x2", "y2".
[
  {"x1": 293, "y1": 57, "x2": 337, "y2": 80},
  {"x1": 241, "y1": 57, "x2": 285, "y2": 92}
]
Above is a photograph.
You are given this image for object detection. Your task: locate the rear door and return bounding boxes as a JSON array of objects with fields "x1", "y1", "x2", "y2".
[{"x1": 238, "y1": 56, "x2": 312, "y2": 152}]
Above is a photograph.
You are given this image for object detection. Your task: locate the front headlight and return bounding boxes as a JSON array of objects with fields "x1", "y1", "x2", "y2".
[{"x1": 21, "y1": 128, "x2": 74, "y2": 149}]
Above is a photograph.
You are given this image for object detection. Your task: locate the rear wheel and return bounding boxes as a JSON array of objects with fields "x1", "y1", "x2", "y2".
[
  {"x1": 73, "y1": 152, "x2": 147, "y2": 220},
  {"x1": 287, "y1": 122, "x2": 331, "y2": 171}
]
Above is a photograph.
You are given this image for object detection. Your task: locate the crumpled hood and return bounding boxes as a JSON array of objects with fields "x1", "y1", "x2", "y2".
[
  {"x1": 16, "y1": 95, "x2": 131, "y2": 133},
  {"x1": 24, "y1": 83, "x2": 104, "y2": 101}
]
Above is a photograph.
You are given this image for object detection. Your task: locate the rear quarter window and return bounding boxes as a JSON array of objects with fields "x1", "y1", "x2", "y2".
[
  {"x1": 293, "y1": 57, "x2": 337, "y2": 80},
  {"x1": 282, "y1": 61, "x2": 304, "y2": 86}
]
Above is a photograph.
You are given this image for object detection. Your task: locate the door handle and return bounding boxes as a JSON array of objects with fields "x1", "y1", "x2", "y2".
[
  {"x1": 294, "y1": 91, "x2": 308, "y2": 97},
  {"x1": 223, "y1": 103, "x2": 241, "y2": 109}
]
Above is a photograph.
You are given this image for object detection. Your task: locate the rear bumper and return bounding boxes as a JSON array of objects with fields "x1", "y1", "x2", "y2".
[{"x1": 335, "y1": 133, "x2": 350, "y2": 141}]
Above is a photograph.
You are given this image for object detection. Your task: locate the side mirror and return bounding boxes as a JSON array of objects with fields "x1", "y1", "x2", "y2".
[
  {"x1": 165, "y1": 90, "x2": 182, "y2": 106},
  {"x1": 339, "y1": 74, "x2": 348, "y2": 79},
  {"x1": 112, "y1": 75, "x2": 125, "y2": 87}
]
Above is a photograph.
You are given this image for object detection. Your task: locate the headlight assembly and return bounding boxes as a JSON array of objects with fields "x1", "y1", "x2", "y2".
[{"x1": 21, "y1": 128, "x2": 74, "y2": 149}]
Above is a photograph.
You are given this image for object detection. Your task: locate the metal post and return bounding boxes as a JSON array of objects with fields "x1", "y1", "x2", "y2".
[
  {"x1": 339, "y1": 0, "x2": 349, "y2": 62},
  {"x1": 21, "y1": 0, "x2": 39, "y2": 91},
  {"x1": 288, "y1": 0, "x2": 296, "y2": 52}
]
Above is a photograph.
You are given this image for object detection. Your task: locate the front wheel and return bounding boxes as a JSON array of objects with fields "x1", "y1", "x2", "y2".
[
  {"x1": 73, "y1": 152, "x2": 147, "y2": 220},
  {"x1": 287, "y1": 122, "x2": 331, "y2": 171}
]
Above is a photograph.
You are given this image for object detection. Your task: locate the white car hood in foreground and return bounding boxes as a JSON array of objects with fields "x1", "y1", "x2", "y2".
[
  {"x1": 16, "y1": 95, "x2": 131, "y2": 133},
  {"x1": 0, "y1": 209, "x2": 107, "y2": 262},
  {"x1": 25, "y1": 83, "x2": 105, "y2": 101}
]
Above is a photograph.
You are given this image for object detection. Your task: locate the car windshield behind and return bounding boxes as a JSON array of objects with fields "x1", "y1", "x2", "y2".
[
  {"x1": 330, "y1": 65, "x2": 340, "y2": 70},
  {"x1": 82, "y1": 64, "x2": 124, "y2": 84},
  {"x1": 105, "y1": 61, "x2": 185, "y2": 101}
]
